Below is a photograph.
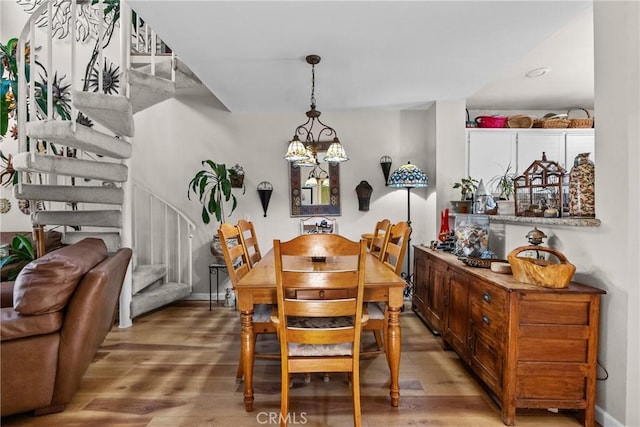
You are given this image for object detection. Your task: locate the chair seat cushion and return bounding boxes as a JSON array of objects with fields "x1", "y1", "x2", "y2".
[
  {"x1": 253, "y1": 304, "x2": 274, "y2": 323},
  {"x1": 367, "y1": 302, "x2": 386, "y2": 320},
  {"x1": 286, "y1": 316, "x2": 355, "y2": 356}
]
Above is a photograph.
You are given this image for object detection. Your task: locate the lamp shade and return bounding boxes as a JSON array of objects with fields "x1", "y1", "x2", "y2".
[
  {"x1": 323, "y1": 139, "x2": 349, "y2": 163},
  {"x1": 284, "y1": 137, "x2": 310, "y2": 162},
  {"x1": 388, "y1": 162, "x2": 429, "y2": 188}
]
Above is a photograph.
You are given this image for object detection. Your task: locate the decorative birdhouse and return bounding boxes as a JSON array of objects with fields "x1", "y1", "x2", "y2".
[{"x1": 513, "y1": 152, "x2": 567, "y2": 217}]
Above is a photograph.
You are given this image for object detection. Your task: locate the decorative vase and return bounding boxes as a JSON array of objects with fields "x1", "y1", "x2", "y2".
[
  {"x1": 355, "y1": 180, "x2": 373, "y2": 211},
  {"x1": 569, "y1": 152, "x2": 595, "y2": 217},
  {"x1": 209, "y1": 235, "x2": 226, "y2": 264}
]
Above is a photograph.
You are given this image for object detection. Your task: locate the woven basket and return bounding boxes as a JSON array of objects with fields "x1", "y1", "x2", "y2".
[
  {"x1": 533, "y1": 113, "x2": 571, "y2": 129},
  {"x1": 507, "y1": 246, "x2": 576, "y2": 288},
  {"x1": 568, "y1": 108, "x2": 594, "y2": 128},
  {"x1": 507, "y1": 114, "x2": 534, "y2": 128}
]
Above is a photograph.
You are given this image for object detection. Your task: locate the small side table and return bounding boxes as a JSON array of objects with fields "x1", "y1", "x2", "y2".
[{"x1": 208, "y1": 263, "x2": 227, "y2": 310}]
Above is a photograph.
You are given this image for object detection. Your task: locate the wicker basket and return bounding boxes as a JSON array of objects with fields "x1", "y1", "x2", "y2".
[
  {"x1": 533, "y1": 113, "x2": 571, "y2": 129},
  {"x1": 567, "y1": 108, "x2": 594, "y2": 128},
  {"x1": 507, "y1": 114, "x2": 534, "y2": 128},
  {"x1": 507, "y1": 246, "x2": 576, "y2": 288}
]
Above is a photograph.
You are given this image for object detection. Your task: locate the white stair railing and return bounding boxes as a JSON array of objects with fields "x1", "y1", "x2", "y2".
[{"x1": 132, "y1": 181, "x2": 195, "y2": 291}]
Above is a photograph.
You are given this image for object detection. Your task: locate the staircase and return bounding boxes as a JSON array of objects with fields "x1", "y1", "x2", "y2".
[{"x1": 13, "y1": 1, "x2": 199, "y2": 326}]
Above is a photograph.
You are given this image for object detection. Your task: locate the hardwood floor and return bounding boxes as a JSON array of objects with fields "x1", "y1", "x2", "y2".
[{"x1": 2, "y1": 301, "x2": 593, "y2": 426}]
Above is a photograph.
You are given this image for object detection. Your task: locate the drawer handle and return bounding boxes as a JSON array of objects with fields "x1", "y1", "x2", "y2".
[
  {"x1": 482, "y1": 292, "x2": 491, "y2": 303},
  {"x1": 482, "y1": 315, "x2": 491, "y2": 325},
  {"x1": 319, "y1": 290, "x2": 325, "y2": 298}
]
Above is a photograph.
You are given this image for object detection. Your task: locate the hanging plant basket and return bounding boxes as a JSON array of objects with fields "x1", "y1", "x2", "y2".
[{"x1": 230, "y1": 174, "x2": 245, "y2": 188}]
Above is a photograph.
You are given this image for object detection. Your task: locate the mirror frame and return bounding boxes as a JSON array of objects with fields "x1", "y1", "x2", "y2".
[{"x1": 289, "y1": 141, "x2": 341, "y2": 217}]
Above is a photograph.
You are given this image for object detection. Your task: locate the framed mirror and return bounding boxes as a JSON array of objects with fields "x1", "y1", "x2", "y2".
[{"x1": 289, "y1": 141, "x2": 340, "y2": 217}]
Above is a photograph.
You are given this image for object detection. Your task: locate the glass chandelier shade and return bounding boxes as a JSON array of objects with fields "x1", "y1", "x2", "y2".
[
  {"x1": 388, "y1": 162, "x2": 429, "y2": 188},
  {"x1": 284, "y1": 136, "x2": 309, "y2": 162},
  {"x1": 324, "y1": 138, "x2": 349, "y2": 163},
  {"x1": 285, "y1": 55, "x2": 348, "y2": 164}
]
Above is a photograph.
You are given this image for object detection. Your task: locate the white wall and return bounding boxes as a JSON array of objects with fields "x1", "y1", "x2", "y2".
[{"x1": 131, "y1": 90, "x2": 434, "y2": 293}]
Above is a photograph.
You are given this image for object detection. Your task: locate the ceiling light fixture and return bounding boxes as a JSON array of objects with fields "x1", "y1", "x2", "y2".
[
  {"x1": 525, "y1": 67, "x2": 551, "y2": 78},
  {"x1": 284, "y1": 55, "x2": 348, "y2": 164}
]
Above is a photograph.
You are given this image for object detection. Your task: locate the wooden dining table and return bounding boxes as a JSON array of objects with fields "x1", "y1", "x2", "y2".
[{"x1": 234, "y1": 248, "x2": 407, "y2": 412}]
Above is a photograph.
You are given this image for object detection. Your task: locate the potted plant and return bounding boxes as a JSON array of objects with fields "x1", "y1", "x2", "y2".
[
  {"x1": 0, "y1": 234, "x2": 36, "y2": 280},
  {"x1": 488, "y1": 165, "x2": 517, "y2": 215},
  {"x1": 188, "y1": 161, "x2": 243, "y2": 260},
  {"x1": 228, "y1": 163, "x2": 245, "y2": 189},
  {"x1": 450, "y1": 176, "x2": 478, "y2": 213}
]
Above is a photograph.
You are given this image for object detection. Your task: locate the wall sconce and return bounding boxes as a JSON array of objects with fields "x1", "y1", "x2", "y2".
[
  {"x1": 257, "y1": 181, "x2": 273, "y2": 217},
  {"x1": 355, "y1": 180, "x2": 373, "y2": 211},
  {"x1": 380, "y1": 156, "x2": 392, "y2": 186}
]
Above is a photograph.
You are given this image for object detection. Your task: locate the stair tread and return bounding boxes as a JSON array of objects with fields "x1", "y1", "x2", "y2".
[
  {"x1": 61, "y1": 231, "x2": 121, "y2": 252},
  {"x1": 13, "y1": 152, "x2": 128, "y2": 182},
  {"x1": 32, "y1": 209, "x2": 122, "y2": 228},
  {"x1": 72, "y1": 91, "x2": 135, "y2": 137},
  {"x1": 15, "y1": 184, "x2": 124, "y2": 205},
  {"x1": 133, "y1": 264, "x2": 168, "y2": 294},
  {"x1": 26, "y1": 121, "x2": 132, "y2": 159},
  {"x1": 131, "y1": 282, "x2": 190, "y2": 318}
]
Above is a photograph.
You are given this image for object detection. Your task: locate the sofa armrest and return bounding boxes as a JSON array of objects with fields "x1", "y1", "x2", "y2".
[
  {"x1": 1, "y1": 282, "x2": 14, "y2": 308},
  {"x1": 0, "y1": 308, "x2": 63, "y2": 341}
]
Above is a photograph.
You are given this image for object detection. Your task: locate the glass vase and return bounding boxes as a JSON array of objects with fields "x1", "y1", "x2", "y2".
[{"x1": 569, "y1": 152, "x2": 595, "y2": 217}]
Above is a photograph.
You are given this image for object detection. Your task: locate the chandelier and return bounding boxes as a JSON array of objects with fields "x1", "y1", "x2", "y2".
[{"x1": 284, "y1": 55, "x2": 348, "y2": 164}]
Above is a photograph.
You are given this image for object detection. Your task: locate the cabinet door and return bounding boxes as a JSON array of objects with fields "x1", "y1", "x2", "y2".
[
  {"x1": 467, "y1": 130, "x2": 517, "y2": 192},
  {"x1": 517, "y1": 132, "x2": 565, "y2": 172},
  {"x1": 412, "y1": 252, "x2": 427, "y2": 315},
  {"x1": 443, "y1": 270, "x2": 470, "y2": 361},
  {"x1": 566, "y1": 132, "x2": 595, "y2": 167},
  {"x1": 469, "y1": 329, "x2": 504, "y2": 395},
  {"x1": 425, "y1": 260, "x2": 446, "y2": 333}
]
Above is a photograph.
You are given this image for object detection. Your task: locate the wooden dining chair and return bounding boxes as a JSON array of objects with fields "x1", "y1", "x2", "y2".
[
  {"x1": 363, "y1": 221, "x2": 411, "y2": 355},
  {"x1": 217, "y1": 223, "x2": 278, "y2": 383},
  {"x1": 237, "y1": 219, "x2": 262, "y2": 268},
  {"x1": 369, "y1": 218, "x2": 391, "y2": 259},
  {"x1": 272, "y1": 234, "x2": 368, "y2": 427}
]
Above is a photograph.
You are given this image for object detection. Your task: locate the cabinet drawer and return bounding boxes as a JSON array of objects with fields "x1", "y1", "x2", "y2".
[
  {"x1": 469, "y1": 279, "x2": 507, "y2": 315},
  {"x1": 293, "y1": 289, "x2": 353, "y2": 300},
  {"x1": 471, "y1": 301, "x2": 506, "y2": 343}
]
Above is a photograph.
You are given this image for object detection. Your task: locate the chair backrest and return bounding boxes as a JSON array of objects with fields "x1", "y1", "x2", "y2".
[
  {"x1": 273, "y1": 234, "x2": 367, "y2": 359},
  {"x1": 217, "y1": 223, "x2": 250, "y2": 286},
  {"x1": 237, "y1": 219, "x2": 262, "y2": 268},
  {"x1": 300, "y1": 216, "x2": 337, "y2": 234},
  {"x1": 369, "y1": 219, "x2": 391, "y2": 260},
  {"x1": 382, "y1": 221, "x2": 411, "y2": 275}
]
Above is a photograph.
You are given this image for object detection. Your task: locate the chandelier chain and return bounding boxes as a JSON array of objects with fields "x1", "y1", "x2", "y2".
[{"x1": 310, "y1": 62, "x2": 316, "y2": 107}]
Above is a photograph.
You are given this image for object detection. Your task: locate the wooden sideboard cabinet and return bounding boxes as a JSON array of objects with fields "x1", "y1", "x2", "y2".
[{"x1": 412, "y1": 246, "x2": 605, "y2": 427}]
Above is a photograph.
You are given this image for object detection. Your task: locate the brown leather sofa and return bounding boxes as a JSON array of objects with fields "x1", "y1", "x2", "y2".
[{"x1": 0, "y1": 238, "x2": 132, "y2": 417}]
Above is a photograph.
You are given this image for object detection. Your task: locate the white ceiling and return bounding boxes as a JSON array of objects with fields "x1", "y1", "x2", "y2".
[{"x1": 127, "y1": 0, "x2": 594, "y2": 113}]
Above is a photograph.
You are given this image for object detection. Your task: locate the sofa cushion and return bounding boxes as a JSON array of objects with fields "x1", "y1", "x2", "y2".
[
  {"x1": 13, "y1": 239, "x2": 108, "y2": 315},
  {"x1": 0, "y1": 308, "x2": 64, "y2": 341}
]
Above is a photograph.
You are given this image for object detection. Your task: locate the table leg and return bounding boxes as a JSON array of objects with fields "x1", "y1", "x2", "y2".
[
  {"x1": 386, "y1": 304, "x2": 401, "y2": 407},
  {"x1": 241, "y1": 308, "x2": 256, "y2": 412}
]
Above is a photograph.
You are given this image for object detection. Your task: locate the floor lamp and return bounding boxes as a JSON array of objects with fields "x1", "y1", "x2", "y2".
[{"x1": 388, "y1": 162, "x2": 429, "y2": 294}]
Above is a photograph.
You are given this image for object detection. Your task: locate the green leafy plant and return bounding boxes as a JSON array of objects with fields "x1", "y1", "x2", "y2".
[
  {"x1": 452, "y1": 176, "x2": 479, "y2": 200},
  {"x1": 0, "y1": 235, "x2": 36, "y2": 280},
  {"x1": 488, "y1": 164, "x2": 517, "y2": 200},
  {"x1": 188, "y1": 161, "x2": 242, "y2": 224}
]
